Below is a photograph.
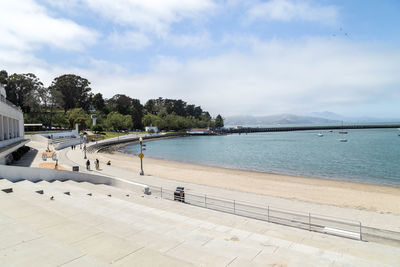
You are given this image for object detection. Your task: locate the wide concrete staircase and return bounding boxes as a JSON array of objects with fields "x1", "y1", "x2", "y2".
[{"x1": 1, "y1": 178, "x2": 399, "y2": 266}]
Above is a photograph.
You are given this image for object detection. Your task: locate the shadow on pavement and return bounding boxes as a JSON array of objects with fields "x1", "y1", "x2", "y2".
[{"x1": 12, "y1": 147, "x2": 38, "y2": 167}]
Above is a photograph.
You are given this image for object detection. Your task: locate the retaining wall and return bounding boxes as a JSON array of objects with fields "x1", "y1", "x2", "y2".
[
  {"x1": 87, "y1": 133, "x2": 186, "y2": 152},
  {"x1": 0, "y1": 165, "x2": 149, "y2": 194}
]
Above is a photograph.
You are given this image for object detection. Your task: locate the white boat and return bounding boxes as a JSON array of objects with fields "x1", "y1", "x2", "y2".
[
  {"x1": 317, "y1": 133, "x2": 323, "y2": 137},
  {"x1": 339, "y1": 139, "x2": 348, "y2": 142}
]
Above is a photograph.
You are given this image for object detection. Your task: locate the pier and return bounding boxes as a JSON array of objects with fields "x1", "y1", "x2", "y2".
[{"x1": 222, "y1": 124, "x2": 400, "y2": 134}]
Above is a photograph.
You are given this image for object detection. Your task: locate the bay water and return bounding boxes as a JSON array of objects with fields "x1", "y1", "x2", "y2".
[{"x1": 121, "y1": 128, "x2": 400, "y2": 186}]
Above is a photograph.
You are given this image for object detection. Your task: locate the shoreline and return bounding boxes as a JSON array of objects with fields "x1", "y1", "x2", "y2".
[
  {"x1": 119, "y1": 149, "x2": 400, "y2": 188},
  {"x1": 97, "y1": 150, "x2": 400, "y2": 214}
]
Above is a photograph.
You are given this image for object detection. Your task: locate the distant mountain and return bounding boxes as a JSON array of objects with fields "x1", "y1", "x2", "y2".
[
  {"x1": 309, "y1": 111, "x2": 347, "y2": 121},
  {"x1": 225, "y1": 114, "x2": 340, "y2": 127},
  {"x1": 309, "y1": 111, "x2": 400, "y2": 123}
]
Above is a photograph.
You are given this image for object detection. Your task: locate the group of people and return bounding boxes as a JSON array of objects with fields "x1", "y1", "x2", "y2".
[
  {"x1": 86, "y1": 158, "x2": 100, "y2": 170},
  {"x1": 71, "y1": 145, "x2": 77, "y2": 150}
]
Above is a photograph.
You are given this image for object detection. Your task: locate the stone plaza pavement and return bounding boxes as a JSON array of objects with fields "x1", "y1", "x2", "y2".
[{"x1": 1, "y1": 178, "x2": 400, "y2": 266}]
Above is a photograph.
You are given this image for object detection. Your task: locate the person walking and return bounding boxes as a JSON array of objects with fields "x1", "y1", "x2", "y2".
[{"x1": 86, "y1": 159, "x2": 90, "y2": 170}]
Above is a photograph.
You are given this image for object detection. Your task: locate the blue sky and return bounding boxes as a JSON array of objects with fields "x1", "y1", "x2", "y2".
[{"x1": 1, "y1": 0, "x2": 399, "y2": 118}]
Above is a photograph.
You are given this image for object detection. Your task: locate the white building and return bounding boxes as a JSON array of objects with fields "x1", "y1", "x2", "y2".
[
  {"x1": 187, "y1": 128, "x2": 211, "y2": 135},
  {"x1": 145, "y1": 126, "x2": 159, "y2": 133},
  {"x1": 0, "y1": 84, "x2": 27, "y2": 164}
]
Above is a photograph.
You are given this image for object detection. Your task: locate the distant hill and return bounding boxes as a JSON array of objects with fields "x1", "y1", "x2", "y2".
[
  {"x1": 309, "y1": 111, "x2": 400, "y2": 123},
  {"x1": 225, "y1": 114, "x2": 340, "y2": 127}
]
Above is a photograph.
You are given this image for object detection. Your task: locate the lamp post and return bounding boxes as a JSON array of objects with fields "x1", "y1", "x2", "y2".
[
  {"x1": 139, "y1": 137, "x2": 144, "y2": 175},
  {"x1": 84, "y1": 136, "x2": 87, "y2": 159}
]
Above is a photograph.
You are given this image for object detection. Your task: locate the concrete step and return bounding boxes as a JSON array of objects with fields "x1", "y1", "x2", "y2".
[
  {"x1": 62, "y1": 180, "x2": 132, "y2": 197},
  {"x1": 0, "y1": 178, "x2": 14, "y2": 187}
]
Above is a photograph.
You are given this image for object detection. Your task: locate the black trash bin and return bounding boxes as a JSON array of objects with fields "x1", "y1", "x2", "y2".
[{"x1": 174, "y1": 187, "x2": 185, "y2": 202}]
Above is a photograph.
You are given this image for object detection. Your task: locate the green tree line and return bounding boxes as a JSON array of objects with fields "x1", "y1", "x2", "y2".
[{"x1": 0, "y1": 70, "x2": 224, "y2": 132}]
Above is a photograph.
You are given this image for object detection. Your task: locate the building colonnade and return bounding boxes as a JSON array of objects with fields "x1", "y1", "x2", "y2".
[{"x1": 0, "y1": 114, "x2": 21, "y2": 141}]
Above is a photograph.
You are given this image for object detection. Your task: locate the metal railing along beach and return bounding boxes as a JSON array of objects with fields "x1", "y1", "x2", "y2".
[{"x1": 149, "y1": 185, "x2": 363, "y2": 241}]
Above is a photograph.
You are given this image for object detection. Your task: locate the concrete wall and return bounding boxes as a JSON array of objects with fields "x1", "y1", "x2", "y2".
[
  {"x1": 41, "y1": 131, "x2": 78, "y2": 139},
  {"x1": 55, "y1": 138, "x2": 82, "y2": 150},
  {"x1": 28, "y1": 134, "x2": 49, "y2": 143},
  {"x1": 0, "y1": 165, "x2": 149, "y2": 194},
  {"x1": 88, "y1": 133, "x2": 186, "y2": 152},
  {"x1": 41, "y1": 123, "x2": 79, "y2": 140}
]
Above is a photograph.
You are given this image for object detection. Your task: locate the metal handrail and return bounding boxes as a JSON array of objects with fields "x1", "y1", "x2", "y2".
[{"x1": 150, "y1": 185, "x2": 362, "y2": 240}]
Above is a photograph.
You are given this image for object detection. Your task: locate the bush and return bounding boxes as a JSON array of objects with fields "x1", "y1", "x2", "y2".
[{"x1": 92, "y1": 125, "x2": 103, "y2": 133}]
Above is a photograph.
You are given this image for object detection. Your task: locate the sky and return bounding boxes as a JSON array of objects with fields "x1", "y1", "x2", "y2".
[{"x1": 1, "y1": 0, "x2": 400, "y2": 118}]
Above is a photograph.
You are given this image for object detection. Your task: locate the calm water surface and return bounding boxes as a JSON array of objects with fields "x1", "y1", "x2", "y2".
[{"x1": 122, "y1": 129, "x2": 400, "y2": 186}]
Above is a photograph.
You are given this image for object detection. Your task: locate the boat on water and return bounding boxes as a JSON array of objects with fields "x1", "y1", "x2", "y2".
[
  {"x1": 339, "y1": 139, "x2": 348, "y2": 142},
  {"x1": 339, "y1": 131, "x2": 348, "y2": 134},
  {"x1": 317, "y1": 133, "x2": 323, "y2": 137}
]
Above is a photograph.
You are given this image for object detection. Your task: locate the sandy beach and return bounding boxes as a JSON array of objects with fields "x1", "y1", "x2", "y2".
[{"x1": 97, "y1": 151, "x2": 400, "y2": 214}]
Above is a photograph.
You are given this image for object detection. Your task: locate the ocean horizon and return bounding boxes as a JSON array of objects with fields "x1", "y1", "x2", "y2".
[{"x1": 122, "y1": 128, "x2": 400, "y2": 187}]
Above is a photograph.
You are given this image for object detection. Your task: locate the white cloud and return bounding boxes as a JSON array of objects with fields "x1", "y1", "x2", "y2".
[
  {"x1": 83, "y1": 38, "x2": 400, "y2": 117},
  {"x1": 247, "y1": 0, "x2": 338, "y2": 25},
  {"x1": 1, "y1": 1, "x2": 398, "y2": 118},
  {"x1": 0, "y1": 0, "x2": 99, "y2": 52},
  {"x1": 107, "y1": 31, "x2": 152, "y2": 50},
  {"x1": 3, "y1": 32, "x2": 400, "y2": 118},
  {"x1": 83, "y1": 0, "x2": 216, "y2": 36}
]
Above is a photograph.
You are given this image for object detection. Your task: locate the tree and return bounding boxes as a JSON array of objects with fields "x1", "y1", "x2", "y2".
[
  {"x1": 92, "y1": 93, "x2": 105, "y2": 112},
  {"x1": 131, "y1": 98, "x2": 143, "y2": 130},
  {"x1": 106, "y1": 112, "x2": 131, "y2": 131},
  {"x1": 5, "y1": 73, "x2": 43, "y2": 113},
  {"x1": 108, "y1": 94, "x2": 132, "y2": 115},
  {"x1": 142, "y1": 113, "x2": 153, "y2": 126},
  {"x1": 174, "y1": 99, "x2": 186, "y2": 116},
  {"x1": 122, "y1": 114, "x2": 133, "y2": 130},
  {"x1": 52, "y1": 112, "x2": 68, "y2": 128},
  {"x1": 50, "y1": 74, "x2": 92, "y2": 113},
  {"x1": 0, "y1": 70, "x2": 8, "y2": 85},
  {"x1": 92, "y1": 125, "x2": 103, "y2": 134},
  {"x1": 215, "y1": 114, "x2": 224, "y2": 128},
  {"x1": 66, "y1": 108, "x2": 89, "y2": 130},
  {"x1": 144, "y1": 99, "x2": 155, "y2": 114},
  {"x1": 194, "y1": 106, "x2": 203, "y2": 119},
  {"x1": 185, "y1": 104, "x2": 195, "y2": 116}
]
